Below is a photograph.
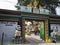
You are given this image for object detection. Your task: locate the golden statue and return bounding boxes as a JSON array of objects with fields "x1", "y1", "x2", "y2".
[
  {"x1": 33, "y1": 0, "x2": 38, "y2": 8},
  {"x1": 27, "y1": 0, "x2": 38, "y2": 8},
  {"x1": 27, "y1": 3, "x2": 32, "y2": 7},
  {"x1": 39, "y1": 5, "x2": 44, "y2": 9}
]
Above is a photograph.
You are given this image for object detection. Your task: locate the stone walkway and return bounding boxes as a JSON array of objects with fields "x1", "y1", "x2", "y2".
[
  {"x1": 25, "y1": 34, "x2": 45, "y2": 44},
  {"x1": 0, "y1": 34, "x2": 60, "y2": 45}
]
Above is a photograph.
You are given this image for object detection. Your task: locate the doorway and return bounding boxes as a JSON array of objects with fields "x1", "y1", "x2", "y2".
[{"x1": 24, "y1": 19, "x2": 45, "y2": 44}]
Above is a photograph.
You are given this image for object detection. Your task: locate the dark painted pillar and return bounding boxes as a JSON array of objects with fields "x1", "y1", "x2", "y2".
[
  {"x1": 18, "y1": 18, "x2": 22, "y2": 37},
  {"x1": 48, "y1": 19, "x2": 51, "y2": 36}
]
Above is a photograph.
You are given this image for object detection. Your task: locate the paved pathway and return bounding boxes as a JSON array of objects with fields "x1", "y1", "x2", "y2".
[
  {"x1": 25, "y1": 34, "x2": 45, "y2": 44},
  {"x1": 1, "y1": 34, "x2": 60, "y2": 45}
]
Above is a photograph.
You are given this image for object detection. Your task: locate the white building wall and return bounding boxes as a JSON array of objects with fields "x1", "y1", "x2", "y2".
[{"x1": 0, "y1": 21, "x2": 18, "y2": 42}]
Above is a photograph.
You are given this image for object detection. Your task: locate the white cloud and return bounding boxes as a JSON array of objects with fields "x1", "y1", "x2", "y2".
[
  {"x1": 0, "y1": 0, "x2": 17, "y2": 10},
  {"x1": 7, "y1": 0, "x2": 17, "y2": 3}
]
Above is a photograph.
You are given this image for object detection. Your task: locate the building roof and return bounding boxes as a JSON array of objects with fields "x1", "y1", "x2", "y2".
[
  {"x1": 0, "y1": 9, "x2": 21, "y2": 15},
  {"x1": 0, "y1": 9, "x2": 60, "y2": 19}
]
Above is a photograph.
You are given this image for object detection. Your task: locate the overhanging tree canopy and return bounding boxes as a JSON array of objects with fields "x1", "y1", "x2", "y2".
[{"x1": 16, "y1": 0, "x2": 60, "y2": 14}]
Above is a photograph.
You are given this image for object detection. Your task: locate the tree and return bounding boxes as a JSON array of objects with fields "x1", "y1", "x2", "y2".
[
  {"x1": 17, "y1": 0, "x2": 32, "y2": 6},
  {"x1": 15, "y1": 0, "x2": 33, "y2": 10},
  {"x1": 40, "y1": 0, "x2": 59, "y2": 14},
  {"x1": 16, "y1": 0, "x2": 60, "y2": 14}
]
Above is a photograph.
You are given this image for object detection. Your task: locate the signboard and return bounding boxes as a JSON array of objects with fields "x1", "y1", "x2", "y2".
[
  {"x1": 19, "y1": 6, "x2": 50, "y2": 14},
  {"x1": 33, "y1": 8, "x2": 40, "y2": 13},
  {"x1": 40, "y1": 9, "x2": 50, "y2": 14},
  {"x1": 19, "y1": 6, "x2": 32, "y2": 12}
]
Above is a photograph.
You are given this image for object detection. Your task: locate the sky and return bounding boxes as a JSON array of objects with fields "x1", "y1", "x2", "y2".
[
  {"x1": 0, "y1": 0, "x2": 17, "y2": 10},
  {"x1": 0, "y1": 0, "x2": 60, "y2": 15},
  {"x1": 56, "y1": 7, "x2": 60, "y2": 15}
]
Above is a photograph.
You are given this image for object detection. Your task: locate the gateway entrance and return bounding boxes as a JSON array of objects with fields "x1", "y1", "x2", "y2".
[{"x1": 23, "y1": 19, "x2": 46, "y2": 43}]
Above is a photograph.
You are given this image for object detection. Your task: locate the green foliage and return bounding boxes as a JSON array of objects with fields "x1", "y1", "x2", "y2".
[
  {"x1": 16, "y1": 0, "x2": 60, "y2": 14},
  {"x1": 18, "y1": 0, "x2": 32, "y2": 6}
]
